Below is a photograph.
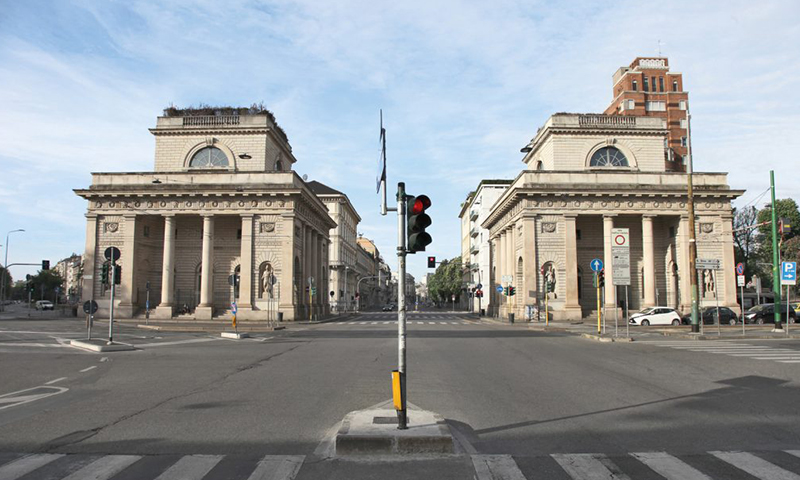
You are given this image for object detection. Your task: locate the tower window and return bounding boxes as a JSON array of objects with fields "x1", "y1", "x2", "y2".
[
  {"x1": 643, "y1": 77, "x2": 649, "y2": 92},
  {"x1": 651, "y1": 76, "x2": 656, "y2": 91},
  {"x1": 659, "y1": 77, "x2": 664, "y2": 92},
  {"x1": 681, "y1": 137, "x2": 688, "y2": 147},
  {"x1": 632, "y1": 80, "x2": 638, "y2": 91},
  {"x1": 589, "y1": 147, "x2": 629, "y2": 167},
  {"x1": 673, "y1": 80, "x2": 678, "y2": 92},
  {"x1": 679, "y1": 100, "x2": 687, "y2": 110},
  {"x1": 189, "y1": 147, "x2": 229, "y2": 168}
]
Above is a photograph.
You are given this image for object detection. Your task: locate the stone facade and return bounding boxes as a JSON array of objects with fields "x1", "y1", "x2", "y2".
[
  {"x1": 458, "y1": 180, "x2": 511, "y2": 314},
  {"x1": 75, "y1": 111, "x2": 336, "y2": 321},
  {"x1": 483, "y1": 113, "x2": 743, "y2": 321}
]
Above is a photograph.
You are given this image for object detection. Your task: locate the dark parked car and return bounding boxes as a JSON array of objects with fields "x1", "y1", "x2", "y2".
[
  {"x1": 743, "y1": 303, "x2": 797, "y2": 325},
  {"x1": 681, "y1": 307, "x2": 739, "y2": 325}
]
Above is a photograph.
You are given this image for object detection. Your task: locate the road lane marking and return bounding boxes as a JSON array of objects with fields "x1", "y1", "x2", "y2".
[
  {"x1": 135, "y1": 338, "x2": 222, "y2": 348},
  {"x1": 154, "y1": 455, "x2": 224, "y2": 480},
  {"x1": 711, "y1": 451, "x2": 800, "y2": 480},
  {"x1": 630, "y1": 452, "x2": 712, "y2": 480},
  {"x1": 246, "y1": 455, "x2": 305, "y2": 480},
  {"x1": 80, "y1": 366, "x2": 97, "y2": 372},
  {"x1": 779, "y1": 360, "x2": 800, "y2": 363},
  {"x1": 62, "y1": 455, "x2": 141, "y2": 480},
  {"x1": 0, "y1": 343, "x2": 66, "y2": 348},
  {"x1": 0, "y1": 386, "x2": 69, "y2": 411},
  {"x1": 45, "y1": 377, "x2": 67, "y2": 385},
  {"x1": 552, "y1": 453, "x2": 632, "y2": 480},
  {"x1": 471, "y1": 455, "x2": 526, "y2": 480},
  {"x1": 0, "y1": 453, "x2": 64, "y2": 479}
]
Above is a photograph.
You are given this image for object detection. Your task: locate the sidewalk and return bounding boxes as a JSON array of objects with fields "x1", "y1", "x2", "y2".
[{"x1": 478, "y1": 315, "x2": 800, "y2": 341}]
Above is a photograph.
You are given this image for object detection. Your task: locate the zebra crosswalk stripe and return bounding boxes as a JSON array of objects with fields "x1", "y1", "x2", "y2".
[
  {"x1": 630, "y1": 452, "x2": 712, "y2": 480},
  {"x1": 551, "y1": 453, "x2": 631, "y2": 480},
  {"x1": 61, "y1": 455, "x2": 141, "y2": 480},
  {"x1": 471, "y1": 454, "x2": 526, "y2": 480},
  {"x1": 711, "y1": 451, "x2": 800, "y2": 480},
  {"x1": 154, "y1": 454, "x2": 224, "y2": 480},
  {"x1": 246, "y1": 455, "x2": 305, "y2": 480},
  {"x1": 0, "y1": 453, "x2": 64, "y2": 480}
]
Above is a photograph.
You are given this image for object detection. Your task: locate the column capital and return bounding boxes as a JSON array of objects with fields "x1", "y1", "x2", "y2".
[
  {"x1": 85, "y1": 213, "x2": 99, "y2": 220},
  {"x1": 642, "y1": 214, "x2": 657, "y2": 220},
  {"x1": 563, "y1": 214, "x2": 578, "y2": 220},
  {"x1": 602, "y1": 214, "x2": 618, "y2": 219},
  {"x1": 201, "y1": 213, "x2": 215, "y2": 219},
  {"x1": 240, "y1": 214, "x2": 255, "y2": 219},
  {"x1": 162, "y1": 213, "x2": 176, "y2": 218}
]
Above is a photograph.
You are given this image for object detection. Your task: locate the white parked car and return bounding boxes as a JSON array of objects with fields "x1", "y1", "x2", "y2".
[
  {"x1": 35, "y1": 300, "x2": 54, "y2": 311},
  {"x1": 629, "y1": 307, "x2": 681, "y2": 326}
]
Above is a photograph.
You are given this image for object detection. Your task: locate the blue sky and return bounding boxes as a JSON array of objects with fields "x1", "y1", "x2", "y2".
[{"x1": 1, "y1": 0, "x2": 799, "y2": 282}]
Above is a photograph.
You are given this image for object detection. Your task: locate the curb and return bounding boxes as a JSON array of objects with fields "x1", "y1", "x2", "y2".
[{"x1": 580, "y1": 333, "x2": 633, "y2": 343}]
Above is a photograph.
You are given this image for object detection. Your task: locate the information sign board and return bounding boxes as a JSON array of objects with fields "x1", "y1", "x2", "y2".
[
  {"x1": 781, "y1": 261, "x2": 797, "y2": 286},
  {"x1": 696, "y1": 258, "x2": 721, "y2": 270},
  {"x1": 737, "y1": 275, "x2": 745, "y2": 287},
  {"x1": 611, "y1": 228, "x2": 630, "y2": 286}
]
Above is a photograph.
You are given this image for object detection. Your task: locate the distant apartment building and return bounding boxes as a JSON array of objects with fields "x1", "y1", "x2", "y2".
[
  {"x1": 55, "y1": 254, "x2": 82, "y2": 303},
  {"x1": 604, "y1": 57, "x2": 689, "y2": 172},
  {"x1": 458, "y1": 180, "x2": 512, "y2": 315}
]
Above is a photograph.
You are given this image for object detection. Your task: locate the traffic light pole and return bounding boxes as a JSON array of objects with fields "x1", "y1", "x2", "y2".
[
  {"x1": 396, "y1": 182, "x2": 408, "y2": 430},
  {"x1": 108, "y1": 260, "x2": 116, "y2": 344},
  {"x1": 686, "y1": 110, "x2": 701, "y2": 333},
  {"x1": 770, "y1": 170, "x2": 782, "y2": 330}
]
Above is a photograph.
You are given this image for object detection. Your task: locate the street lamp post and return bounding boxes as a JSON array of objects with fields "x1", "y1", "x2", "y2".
[{"x1": 1, "y1": 229, "x2": 25, "y2": 312}]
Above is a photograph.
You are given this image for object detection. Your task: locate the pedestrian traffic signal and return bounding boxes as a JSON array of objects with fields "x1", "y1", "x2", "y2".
[
  {"x1": 406, "y1": 194, "x2": 432, "y2": 253},
  {"x1": 780, "y1": 218, "x2": 792, "y2": 235},
  {"x1": 509, "y1": 286, "x2": 516, "y2": 296},
  {"x1": 113, "y1": 265, "x2": 122, "y2": 285},
  {"x1": 503, "y1": 286, "x2": 509, "y2": 296},
  {"x1": 427, "y1": 256, "x2": 436, "y2": 268},
  {"x1": 546, "y1": 280, "x2": 555, "y2": 293},
  {"x1": 598, "y1": 269, "x2": 605, "y2": 287},
  {"x1": 101, "y1": 263, "x2": 109, "y2": 285},
  {"x1": 41, "y1": 260, "x2": 50, "y2": 270}
]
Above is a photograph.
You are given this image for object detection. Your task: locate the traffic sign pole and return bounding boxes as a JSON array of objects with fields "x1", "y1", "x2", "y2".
[
  {"x1": 771, "y1": 170, "x2": 782, "y2": 329},
  {"x1": 108, "y1": 259, "x2": 115, "y2": 344},
  {"x1": 596, "y1": 274, "x2": 601, "y2": 335}
]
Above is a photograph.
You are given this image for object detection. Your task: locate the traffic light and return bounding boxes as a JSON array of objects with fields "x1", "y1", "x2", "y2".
[
  {"x1": 427, "y1": 256, "x2": 436, "y2": 268},
  {"x1": 503, "y1": 286, "x2": 509, "y2": 296},
  {"x1": 101, "y1": 263, "x2": 109, "y2": 285},
  {"x1": 406, "y1": 194, "x2": 432, "y2": 253},
  {"x1": 780, "y1": 217, "x2": 792, "y2": 235},
  {"x1": 113, "y1": 265, "x2": 122, "y2": 285},
  {"x1": 509, "y1": 286, "x2": 516, "y2": 296},
  {"x1": 546, "y1": 280, "x2": 555, "y2": 293},
  {"x1": 42, "y1": 260, "x2": 50, "y2": 270},
  {"x1": 598, "y1": 269, "x2": 605, "y2": 287}
]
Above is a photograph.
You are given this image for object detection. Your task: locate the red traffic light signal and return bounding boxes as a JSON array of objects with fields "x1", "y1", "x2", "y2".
[
  {"x1": 427, "y1": 256, "x2": 436, "y2": 268},
  {"x1": 407, "y1": 194, "x2": 432, "y2": 253}
]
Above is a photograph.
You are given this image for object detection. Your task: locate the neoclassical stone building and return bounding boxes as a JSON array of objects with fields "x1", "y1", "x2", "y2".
[
  {"x1": 483, "y1": 113, "x2": 743, "y2": 321},
  {"x1": 75, "y1": 108, "x2": 336, "y2": 321}
]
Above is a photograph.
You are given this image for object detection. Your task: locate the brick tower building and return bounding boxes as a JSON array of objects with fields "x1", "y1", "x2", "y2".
[{"x1": 604, "y1": 57, "x2": 689, "y2": 172}]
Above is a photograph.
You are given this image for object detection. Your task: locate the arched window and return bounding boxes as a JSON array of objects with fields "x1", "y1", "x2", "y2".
[
  {"x1": 589, "y1": 147, "x2": 629, "y2": 167},
  {"x1": 189, "y1": 147, "x2": 229, "y2": 168}
]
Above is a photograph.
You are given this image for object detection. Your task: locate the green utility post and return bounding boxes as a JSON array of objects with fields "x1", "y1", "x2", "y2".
[{"x1": 770, "y1": 170, "x2": 782, "y2": 329}]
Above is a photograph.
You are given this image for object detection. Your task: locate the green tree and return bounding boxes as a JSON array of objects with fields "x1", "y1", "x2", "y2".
[
  {"x1": 733, "y1": 206, "x2": 759, "y2": 279},
  {"x1": 756, "y1": 199, "x2": 800, "y2": 287},
  {"x1": 427, "y1": 256, "x2": 463, "y2": 305},
  {"x1": 0, "y1": 266, "x2": 12, "y2": 299},
  {"x1": 29, "y1": 269, "x2": 64, "y2": 302}
]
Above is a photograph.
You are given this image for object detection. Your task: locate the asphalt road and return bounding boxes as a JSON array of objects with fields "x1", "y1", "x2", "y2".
[{"x1": 1, "y1": 309, "x2": 800, "y2": 479}]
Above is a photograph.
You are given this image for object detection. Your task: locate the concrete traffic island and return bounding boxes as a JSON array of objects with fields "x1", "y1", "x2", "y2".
[
  {"x1": 335, "y1": 406, "x2": 454, "y2": 456},
  {"x1": 221, "y1": 331, "x2": 250, "y2": 339},
  {"x1": 69, "y1": 339, "x2": 136, "y2": 352}
]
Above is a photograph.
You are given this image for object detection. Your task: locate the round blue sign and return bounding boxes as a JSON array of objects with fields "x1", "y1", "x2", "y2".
[
  {"x1": 590, "y1": 258, "x2": 604, "y2": 272},
  {"x1": 495, "y1": 285, "x2": 504, "y2": 293}
]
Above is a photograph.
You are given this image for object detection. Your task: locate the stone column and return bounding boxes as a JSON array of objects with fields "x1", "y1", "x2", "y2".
[
  {"x1": 720, "y1": 215, "x2": 738, "y2": 312},
  {"x1": 239, "y1": 215, "x2": 254, "y2": 310},
  {"x1": 564, "y1": 215, "x2": 581, "y2": 319},
  {"x1": 507, "y1": 225, "x2": 516, "y2": 315},
  {"x1": 522, "y1": 216, "x2": 537, "y2": 313},
  {"x1": 196, "y1": 215, "x2": 215, "y2": 320},
  {"x1": 279, "y1": 215, "x2": 296, "y2": 320},
  {"x1": 82, "y1": 214, "x2": 98, "y2": 305},
  {"x1": 603, "y1": 215, "x2": 616, "y2": 309},
  {"x1": 497, "y1": 231, "x2": 505, "y2": 316},
  {"x1": 117, "y1": 214, "x2": 138, "y2": 317},
  {"x1": 677, "y1": 215, "x2": 692, "y2": 313},
  {"x1": 155, "y1": 215, "x2": 176, "y2": 319},
  {"x1": 642, "y1": 215, "x2": 656, "y2": 307}
]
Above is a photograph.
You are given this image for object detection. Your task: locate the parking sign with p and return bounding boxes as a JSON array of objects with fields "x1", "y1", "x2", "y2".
[{"x1": 781, "y1": 261, "x2": 797, "y2": 285}]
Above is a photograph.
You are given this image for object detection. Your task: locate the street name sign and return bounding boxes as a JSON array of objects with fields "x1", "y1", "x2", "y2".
[
  {"x1": 611, "y1": 228, "x2": 630, "y2": 286},
  {"x1": 781, "y1": 261, "x2": 797, "y2": 285},
  {"x1": 590, "y1": 258, "x2": 603, "y2": 272},
  {"x1": 696, "y1": 258, "x2": 721, "y2": 270}
]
